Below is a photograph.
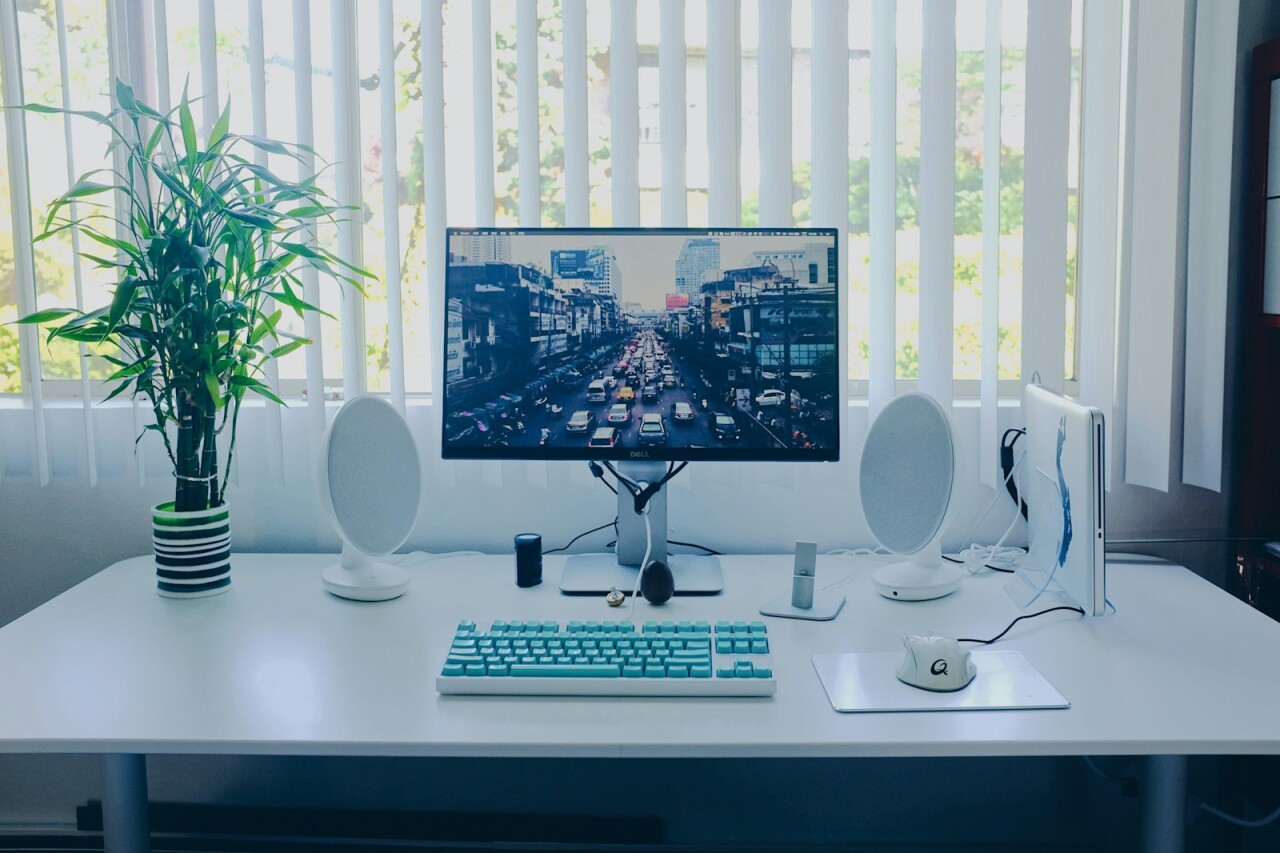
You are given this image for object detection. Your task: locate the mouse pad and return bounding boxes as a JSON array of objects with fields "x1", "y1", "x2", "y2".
[{"x1": 811, "y1": 651, "x2": 1069, "y2": 713}]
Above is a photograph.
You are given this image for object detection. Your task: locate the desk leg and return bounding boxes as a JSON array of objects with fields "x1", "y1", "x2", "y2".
[
  {"x1": 101, "y1": 754, "x2": 149, "y2": 853},
  {"x1": 1141, "y1": 754, "x2": 1187, "y2": 853}
]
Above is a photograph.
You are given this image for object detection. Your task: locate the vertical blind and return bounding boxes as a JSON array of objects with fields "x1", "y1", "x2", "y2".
[{"x1": 0, "y1": 0, "x2": 1232, "y2": 496}]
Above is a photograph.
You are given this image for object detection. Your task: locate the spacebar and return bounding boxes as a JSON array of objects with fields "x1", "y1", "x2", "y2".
[{"x1": 509, "y1": 664, "x2": 621, "y2": 678}]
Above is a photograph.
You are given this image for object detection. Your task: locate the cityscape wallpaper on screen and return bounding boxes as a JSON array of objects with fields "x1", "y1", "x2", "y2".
[{"x1": 443, "y1": 230, "x2": 839, "y2": 459}]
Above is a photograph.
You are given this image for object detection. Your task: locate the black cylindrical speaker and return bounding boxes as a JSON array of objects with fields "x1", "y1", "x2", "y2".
[{"x1": 514, "y1": 533, "x2": 542, "y2": 588}]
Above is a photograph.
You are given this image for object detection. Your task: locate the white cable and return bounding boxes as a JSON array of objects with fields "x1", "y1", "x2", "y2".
[
  {"x1": 954, "y1": 444, "x2": 1028, "y2": 574},
  {"x1": 1200, "y1": 800, "x2": 1280, "y2": 828},
  {"x1": 624, "y1": 506, "x2": 653, "y2": 622},
  {"x1": 394, "y1": 550, "x2": 486, "y2": 566},
  {"x1": 822, "y1": 547, "x2": 895, "y2": 590}
]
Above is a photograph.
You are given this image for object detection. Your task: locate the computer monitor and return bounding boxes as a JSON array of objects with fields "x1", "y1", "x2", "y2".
[
  {"x1": 441, "y1": 227, "x2": 841, "y2": 593},
  {"x1": 1009, "y1": 384, "x2": 1107, "y2": 616}
]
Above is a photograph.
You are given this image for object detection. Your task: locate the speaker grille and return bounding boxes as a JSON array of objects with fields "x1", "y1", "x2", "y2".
[{"x1": 860, "y1": 394, "x2": 954, "y2": 554}]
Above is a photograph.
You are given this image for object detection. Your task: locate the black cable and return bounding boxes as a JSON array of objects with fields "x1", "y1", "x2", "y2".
[
  {"x1": 544, "y1": 519, "x2": 619, "y2": 555},
  {"x1": 587, "y1": 460, "x2": 618, "y2": 495},
  {"x1": 942, "y1": 553, "x2": 1016, "y2": 574},
  {"x1": 667, "y1": 539, "x2": 722, "y2": 555},
  {"x1": 957, "y1": 605, "x2": 1085, "y2": 645},
  {"x1": 603, "y1": 460, "x2": 689, "y2": 514}
]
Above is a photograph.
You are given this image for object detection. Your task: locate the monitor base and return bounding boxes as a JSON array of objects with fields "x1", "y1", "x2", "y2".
[{"x1": 559, "y1": 554, "x2": 723, "y2": 595}]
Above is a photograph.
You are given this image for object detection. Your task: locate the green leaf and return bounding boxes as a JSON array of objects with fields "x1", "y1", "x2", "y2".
[
  {"x1": 115, "y1": 78, "x2": 139, "y2": 114},
  {"x1": 208, "y1": 99, "x2": 231, "y2": 150},
  {"x1": 107, "y1": 276, "x2": 139, "y2": 332},
  {"x1": 63, "y1": 179, "x2": 115, "y2": 200},
  {"x1": 179, "y1": 92, "x2": 198, "y2": 166},
  {"x1": 14, "y1": 308, "x2": 77, "y2": 325},
  {"x1": 267, "y1": 340, "x2": 305, "y2": 359},
  {"x1": 154, "y1": 167, "x2": 197, "y2": 205},
  {"x1": 205, "y1": 373, "x2": 223, "y2": 409},
  {"x1": 19, "y1": 104, "x2": 110, "y2": 124}
]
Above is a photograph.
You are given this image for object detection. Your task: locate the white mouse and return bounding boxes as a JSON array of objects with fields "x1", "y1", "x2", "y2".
[{"x1": 896, "y1": 633, "x2": 977, "y2": 692}]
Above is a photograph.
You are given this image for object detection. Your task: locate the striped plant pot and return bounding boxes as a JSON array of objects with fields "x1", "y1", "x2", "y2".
[{"x1": 152, "y1": 502, "x2": 231, "y2": 598}]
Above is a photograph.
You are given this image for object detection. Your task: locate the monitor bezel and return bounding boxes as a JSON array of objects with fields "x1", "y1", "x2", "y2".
[{"x1": 440, "y1": 226, "x2": 841, "y2": 463}]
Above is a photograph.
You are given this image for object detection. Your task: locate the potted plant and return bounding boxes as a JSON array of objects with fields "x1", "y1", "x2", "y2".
[{"x1": 16, "y1": 80, "x2": 367, "y2": 597}]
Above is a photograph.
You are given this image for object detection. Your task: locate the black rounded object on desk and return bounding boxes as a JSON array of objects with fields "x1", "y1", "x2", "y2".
[
  {"x1": 640, "y1": 560, "x2": 674, "y2": 604},
  {"x1": 514, "y1": 533, "x2": 542, "y2": 588}
]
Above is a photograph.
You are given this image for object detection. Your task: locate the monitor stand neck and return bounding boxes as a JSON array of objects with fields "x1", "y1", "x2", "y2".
[{"x1": 559, "y1": 461, "x2": 723, "y2": 595}]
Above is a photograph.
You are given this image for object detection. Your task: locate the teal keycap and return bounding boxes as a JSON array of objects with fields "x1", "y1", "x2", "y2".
[
  {"x1": 659, "y1": 622, "x2": 676, "y2": 634},
  {"x1": 750, "y1": 621, "x2": 767, "y2": 634},
  {"x1": 667, "y1": 664, "x2": 688, "y2": 678},
  {"x1": 692, "y1": 665, "x2": 712, "y2": 678},
  {"x1": 508, "y1": 621, "x2": 523, "y2": 632},
  {"x1": 694, "y1": 621, "x2": 711, "y2": 633},
  {"x1": 447, "y1": 654, "x2": 485, "y2": 665},
  {"x1": 716, "y1": 638, "x2": 732, "y2": 654},
  {"x1": 644, "y1": 663, "x2": 665, "y2": 677},
  {"x1": 567, "y1": 621, "x2": 583, "y2": 631},
  {"x1": 673, "y1": 649, "x2": 709, "y2": 660},
  {"x1": 677, "y1": 621, "x2": 694, "y2": 633},
  {"x1": 586, "y1": 621, "x2": 600, "y2": 631},
  {"x1": 556, "y1": 656, "x2": 572, "y2": 665},
  {"x1": 491, "y1": 621, "x2": 507, "y2": 632},
  {"x1": 734, "y1": 661, "x2": 755, "y2": 677},
  {"x1": 751, "y1": 639, "x2": 769, "y2": 654},
  {"x1": 509, "y1": 664, "x2": 621, "y2": 678},
  {"x1": 623, "y1": 664, "x2": 644, "y2": 678},
  {"x1": 488, "y1": 664, "x2": 509, "y2": 676},
  {"x1": 755, "y1": 667, "x2": 772, "y2": 678},
  {"x1": 643, "y1": 622, "x2": 659, "y2": 633},
  {"x1": 717, "y1": 667, "x2": 735, "y2": 678},
  {"x1": 442, "y1": 663, "x2": 464, "y2": 676},
  {"x1": 715, "y1": 621, "x2": 732, "y2": 633},
  {"x1": 733, "y1": 639, "x2": 750, "y2": 654},
  {"x1": 618, "y1": 623, "x2": 635, "y2": 633},
  {"x1": 733, "y1": 621, "x2": 749, "y2": 633},
  {"x1": 458, "y1": 620, "x2": 476, "y2": 631},
  {"x1": 542, "y1": 621, "x2": 557, "y2": 632},
  {"x1": 464, "y1": 664, "x2": 486, "y2": 676}
]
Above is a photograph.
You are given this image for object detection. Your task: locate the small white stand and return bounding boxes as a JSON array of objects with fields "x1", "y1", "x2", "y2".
[
  {"x1": 760, "y1": 590, "x2": 846, "y2": 621},
  {"x1": 322, "y1": 543, "x2": 410, "y2": 602},
  {"x1": 871, "y1": 541, "x2": 963, "y2": 601}
]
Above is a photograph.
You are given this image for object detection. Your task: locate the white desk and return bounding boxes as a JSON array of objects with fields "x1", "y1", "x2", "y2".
[{"x1": 1, "y1": 553, "x2": 1278, "y2": 851}]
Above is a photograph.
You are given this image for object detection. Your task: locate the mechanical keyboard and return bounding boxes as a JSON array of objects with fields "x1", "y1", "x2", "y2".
[{"x1": 436, "y1": 619, "x2": 776, "y2": 696}]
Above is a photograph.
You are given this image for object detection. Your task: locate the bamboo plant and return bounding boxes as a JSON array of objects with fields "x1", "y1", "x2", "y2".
[{"x1": 17, "y1": 80, "x2": 367, "y2": 511}]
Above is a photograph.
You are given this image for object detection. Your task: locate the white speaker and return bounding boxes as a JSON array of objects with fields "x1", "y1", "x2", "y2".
[
  {"x1": 860, "y1": 392, "x2": 962, "y2": 601},
  {"x1": 318, "y1": 396, "x2": 422, "y2": 601}
]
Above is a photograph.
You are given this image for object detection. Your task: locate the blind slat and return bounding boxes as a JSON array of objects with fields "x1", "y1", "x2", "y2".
[
  {"x1": 758, "y1": 0, "x2": 791, "y2": 227},
  {"x1": 979, "y1": 0, "x2": 1001, "y2": 488},
  {"x1": 563, "y1": 0, "x2": 588, "y2": 226},
  {"x1": 245, "y1": 0, "x2": 284, "y2": 483},
  {"x1": 379, "y1": 0, "x2": 406, "y2": 413},
  {"x1": 422, "y1": 0, "x2": 447, "y2": 398},
  {"x1": 55, "y1": 0, "x2": 98, "y2": 487},
  {"x1": 868, "y1": 0, "x2": 896, "y2": 415},
  {"x1": 1120, "y1": 0, "x2": 1187, "y2": 491},
  {"x1": 918, "y1": 0, "x2": 955, "y2": 407},
  {"x1": 707, "y1": 0, "x2": 741, "y2": 227},
  {"x1": 331, "y1": 0, "x2": 366, "y2": 401},
  {"x1": 517, "y1": 0, "x2": 541, "y2": 227},
  {"x1": 1077, "y1": 0, "x2": 1123, "y2": 491},
  {"x1": 472, "y1": 0, "x2": 495, "y2": 226},
  {"x1": 1020, "y1": 0, "x2": 1070, "y2": 392},
  {"x1": 1182, "y1": 0, "x2": 1240, "y2": 491},
  {"x1": 291, "y1": 0, "x2": 327, "y2": 447},
  {"x1": 660, "y1": 0, "x2": 687, "y2": 227},
  {"x1": 197, "y1": 0, "x2": 219, "y2": 135},
  {"x1": 152, "y1": 0, "x2": 170, "y2": 112},
  {"x1": 0, "y1": 2, "x2": 49, "y2": 485},
  {"x1": 611, "y1": 0, "x2": 640, "y2": 226}
]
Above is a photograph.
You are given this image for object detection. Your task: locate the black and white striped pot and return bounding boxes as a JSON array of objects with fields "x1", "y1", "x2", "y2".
[{"x1": 152, "y1": 502, "x2": 231, "y2": 598}]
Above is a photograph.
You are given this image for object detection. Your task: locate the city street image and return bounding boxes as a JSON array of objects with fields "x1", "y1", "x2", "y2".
[{"x1": 442, "y1": 229, "x2": 839, "y2": 459}]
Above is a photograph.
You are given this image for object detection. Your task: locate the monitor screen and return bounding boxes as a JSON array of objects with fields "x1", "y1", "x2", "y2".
[{"x1": 441, "y1": 227, "x2": 840, "y2": 462}]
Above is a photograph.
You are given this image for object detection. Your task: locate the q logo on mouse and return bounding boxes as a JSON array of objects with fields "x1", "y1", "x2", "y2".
[{"x1": 930, "y1": 659, "x2": 949, "y2": 676}]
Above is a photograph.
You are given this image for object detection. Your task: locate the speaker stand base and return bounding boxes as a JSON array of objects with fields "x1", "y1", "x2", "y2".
[
  {"x1": 872, "y1": 561, "x2": 963, "y2": 601},
  {"x1": 322, "y1": 561, "x2": 411, "y2": 601}
]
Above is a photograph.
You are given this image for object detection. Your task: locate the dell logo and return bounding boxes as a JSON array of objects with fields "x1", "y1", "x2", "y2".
[{"x1": 629, "y1": 450, "x2": 650, "y2": 459}]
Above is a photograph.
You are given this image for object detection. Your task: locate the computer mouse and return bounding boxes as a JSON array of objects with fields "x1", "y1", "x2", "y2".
[
  {"x1": 895, "y1": 633, "x2": 977, "y2": 692},
  {"x1": 640, "y1": 560, "x2": 674, "y2": 604}
]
